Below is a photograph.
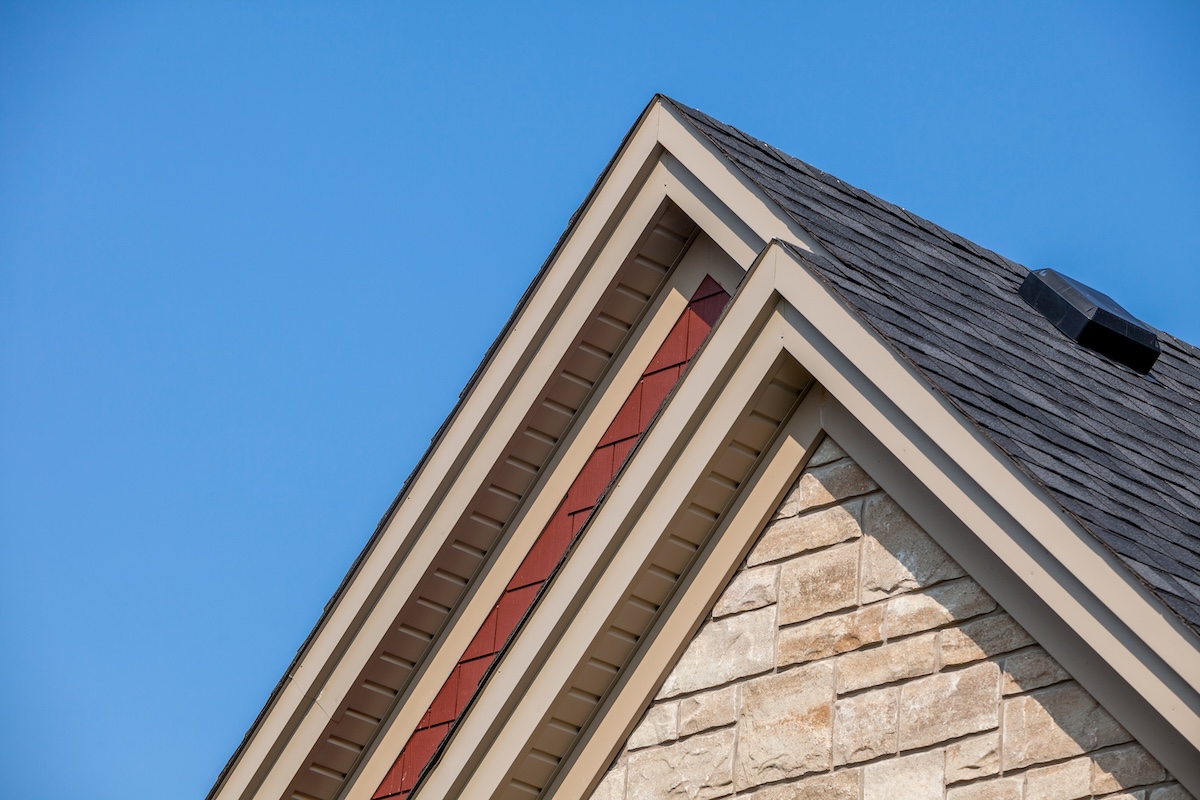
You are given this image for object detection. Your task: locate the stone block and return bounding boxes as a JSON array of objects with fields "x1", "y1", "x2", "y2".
[
  {"x1": 745, "y1": 769, "x2": 860, "y2": 800},
  {"x1": 1002, "y1": 682, "x2": 1131, "y2": 770},
  {"x1": 627, "y1": 702, "x2": 678, "y2": 750},
  {"x1": 885, "y1": 577, "x2": 995, "y2": 638},
  {"x1": 941, "y1": 612, "x2": 1035, "y2": 666},
  {"x1": 734, "y1": 662, "x2": 834, "y2": 789},
  {"x1": 862, "y1": 750, "x2": 943, "y2": 800},
  {"x1": 836, "y1": 633, "x2": 936, "y2": 693},
  {"x1": 626, "y1": 729, "x2": 734, "y2": 800},
  {"x1": 658, "y1": 606, "x2": 775, "y2": 698},
  {"x1": 946, "y1": 777, "x2": 1022, "y2": 800},
  {"x1": 750, "y1": 501, "x2": 863, "y2": 566},
  {"x1": 778, "y1": 542, "x2": 859, "y2": 625},
  {"x1": 806, "y1": 435, "x2": 847, "y2": 467},
  {"x1": 591, "y1": 759, "x2": 626, "y2": 800},
  {"x1": 945, "y1": 732, "x2": 1000, "y2": 783},
  {"x1": 861, "y1": 493, "x2": 964, "y2": 601},
  {"x1": 1149, "y1": 786, "x2": 1195, "y2": 800},
  {"x1": 1102, "y1": 793, "x2": 1148, "y2": 800},
  {"x1": 777, "y1": 605, "x2": 884, "y2": 667},
  {"x1": 1001, "y1": 647, "x2": 1070, "y2": 694},
  {"x1": 793, "y1": 459, "x2": 878, "y2": 513},
  {"x1": 713, "y1": 565, "x2": 777, "y2": 617},
  {"x1": 898, "y1": 661, "x2": 1000, "y2": 750},
  {"x1": 678, "y1": 686, "x2": 736, "y2": 737},
  {"x1": 1024, "y1": 756, "x2": 1092, "y2": 800},
  {"x1": 1091, "y1": 744, "x2": 1167, "y2": 794},
  {"x1": 833, "y1": 686, "x2": 898, "y2": 765}
]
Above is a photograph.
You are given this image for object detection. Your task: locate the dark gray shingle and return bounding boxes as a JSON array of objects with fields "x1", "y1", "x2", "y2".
[{"x1": 666, "y1": 98, "x2": 1200, "y2": 636}]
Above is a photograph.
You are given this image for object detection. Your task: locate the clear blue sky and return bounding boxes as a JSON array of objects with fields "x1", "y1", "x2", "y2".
[{"x1": 2, "y1": 3, "x2": 1197, "y2": 798}]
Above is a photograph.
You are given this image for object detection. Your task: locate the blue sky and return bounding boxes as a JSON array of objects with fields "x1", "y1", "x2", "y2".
[{"x1": 2, "y1": 3, "x2": 1197, "y2": 798}]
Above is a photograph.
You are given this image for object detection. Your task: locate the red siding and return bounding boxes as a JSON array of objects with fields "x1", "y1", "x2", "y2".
[{"x1": 373, "y1": 277, "x2": 732, "y2": 798}]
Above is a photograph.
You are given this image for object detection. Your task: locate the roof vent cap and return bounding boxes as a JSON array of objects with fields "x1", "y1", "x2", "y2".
[{"x1": 1019, "y1": 268, "x2": 1160, "y2": 373}]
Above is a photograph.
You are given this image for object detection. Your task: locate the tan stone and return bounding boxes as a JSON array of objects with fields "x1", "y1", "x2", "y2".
[
  {"x1": 752, "y1": 501, "x2": 864, "y2": 565},
  {"x1": 735, "y1": 662, "x2": 834, "y2": 789},
  {"x1": 1149, "y1": 786, "x2": 1196, "y2": 800},
  {"x1": 940, "y1": 612, "x2": 1035, "y2": 666},
  {"x1": 946, "y1": 777, "x2": 1022, "y2": 800},
  {"x1": 657, "y1": 606, "x2": 775, "y2": 698},
  {"x1": 777, "y1": 605, "x2": 884, "y2": 667},
  {"x1": 885, "y1": 577, "x2": 995, "y2": 638},
  {"x1": 945, "y1": 732, "x2": 1001, "y2": 783},
  {"x1": 1092, "y1": 744, "x2": 1167, "y2": 794},
  {"x1": 713, "y1": 564, "x2": 778, "y2": 617},
  {"x1": 746, "y1": 769, "x2": 860, "y2": 800},
  {"x1": 1002, "y1": 682, "x2": 1132, "y2": 769},
  {"x1": 806, "y1": 435, "x2": 848, "y2": 467},
  {"x1": 898, "y1": 661, "x2": 1000, "y2": 749},
  {"x1": 627, "y1": 702, "x2": 678, "y2": 750},
  {"x1": 1024, "y1": 756, "x2": 1092, "y2": 800},
  {"x1": 793, "y1": 459, "x2": 878, "y2": 512},
  {"x1": 1001, "y1": 647, "x2": 1070, "y2": 694},
  {"x1": 860, "y1": 493, "x2": 964, "y2": 601},
  {"x1": 678, "y1": 686, "x2": 736, "y2": 737},
  {"x1": 626, "y1": 729, "x2": 734, "y2": 800},
  {"x1": 591, "y1": 759, "x2": 626, "y2": 800},
  {"x1": 777, "y1": 542, "x2": 859, "y2": 625},
  {"x1": 836, "y1": 633, "x2": 936, "y2": 693},
  {"x1": 833, "y1": 686, "x2": 897, "y2": 765},
  {"x1": 862, "y1": 750, "x2": 943, "y2": 800}
]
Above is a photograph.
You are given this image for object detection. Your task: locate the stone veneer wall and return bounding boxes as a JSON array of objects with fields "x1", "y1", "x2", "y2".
[{"x1": 588, "y1": 437, "x2": 1194, "y2": 800}]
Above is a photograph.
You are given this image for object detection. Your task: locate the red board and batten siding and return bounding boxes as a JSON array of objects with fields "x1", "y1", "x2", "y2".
[{"x1": 374, "y1": 276, "x2": 731, "y2": 800}]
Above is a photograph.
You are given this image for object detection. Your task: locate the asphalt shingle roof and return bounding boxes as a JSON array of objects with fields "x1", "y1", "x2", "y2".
[{"x1": 667, "y1": 98, "x2": 1200, "y2": 636}]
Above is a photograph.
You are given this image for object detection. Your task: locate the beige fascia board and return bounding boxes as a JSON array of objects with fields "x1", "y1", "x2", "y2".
[
  {"x1": 763, "y1": 243, "x2": 1200, "y2": 787},
  {"x1": 417, "y1": 293, "x2": 792, "y2": 800},
  {"x1": 655, "y1": 101, "x2": 824, "y2": 259},
  {"x1": 550, "y1": 390, "x2": 825, "y2": 800},
  {"x1": 341, "y1": 213, "x2": 740, "y2": 800},
  {"x1": 215, "y1": 101, "x2": 681, "y2": 800}
]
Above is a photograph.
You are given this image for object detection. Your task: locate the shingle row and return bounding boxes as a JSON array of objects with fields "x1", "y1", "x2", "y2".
[{"x1": 667, "y1": 99, "x2": 1200, "y2": 635}]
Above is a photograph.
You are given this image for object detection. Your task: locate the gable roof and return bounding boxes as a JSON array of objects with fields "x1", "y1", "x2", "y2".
[
  {"x1": 665, "y1": 98, "x2": 1200, "y2": 635},
  {"x1": 209, "y1": 96, "x2": 1200, "y2": 800}
]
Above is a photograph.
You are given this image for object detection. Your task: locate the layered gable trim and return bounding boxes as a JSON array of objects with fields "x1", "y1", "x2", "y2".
[
  {"x1": 406, "y1": 242, "x2": 1198, "y2": 800},
  {"x1": 210, "y1": 98, "x2": 1200, "y2": 800}
]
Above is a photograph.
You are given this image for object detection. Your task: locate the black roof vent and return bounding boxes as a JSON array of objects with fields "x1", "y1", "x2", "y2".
[{"x1": 1019, "y1": 268, "x2": 1160, "y2": 373}]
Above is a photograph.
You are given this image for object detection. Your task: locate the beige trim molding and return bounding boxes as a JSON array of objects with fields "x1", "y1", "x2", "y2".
[{"x1": 213, "y1": 97, "x2": 1199, "y2": 800}]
